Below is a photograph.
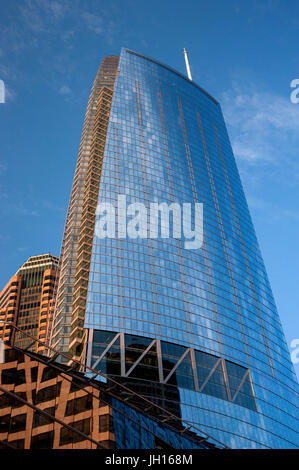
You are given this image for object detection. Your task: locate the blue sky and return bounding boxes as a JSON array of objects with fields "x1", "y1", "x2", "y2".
[{"x1": 0, "y1": 0, "x2": 298, "y2": 378}]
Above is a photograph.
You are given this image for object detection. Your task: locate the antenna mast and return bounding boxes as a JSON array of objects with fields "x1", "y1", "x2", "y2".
[{"x1": 183, "y1": 48, "x2": 192, "y2": 81}]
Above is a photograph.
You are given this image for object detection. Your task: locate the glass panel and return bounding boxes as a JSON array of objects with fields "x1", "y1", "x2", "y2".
[
  {"x1": 65, "y1": 395, "x2": 93, "y2": 416},
  {"x1": 125, "y1": 335, "x2": 153, "y2": 374},
  {"x1": 41, "y1": 366, "x2": 58, "y2": 382},
  {"x1": 59, "y1": 419, "x2": 90, "y2": 445},
  {"x1": 0, "y1": 414, "x2": 10, "y2": 433},
  {"x1": 31, "y1": 366, "x2": 38, "y2": 382},
  {"x1": 9, "y1": 413, "x2": 27, "y2": 433},
  {"x1": 33, "y1": 407, "x2": 55, "y2": 428},
  {"x1": 99, "y1": 414, "x2": 114, "y2": 433},
  {"x1": 167, "y1": 351, "x2": 195, "y2": 390},
  {"x1": 201, "y1": 362, "x2": 227, "y2": 400},
  {"x1": 195, "y1": 350, "x2": 219, "y2": 389},
  {"x1": 161, "y1": 341, "x2": 187, "y2": 377},
  {"x1": 234, "y1": 376, "x2": 256, "y2": 411},
  {"x1": 129, "y1": 344, "x2": 159, "y2": 382},
  {"x1": 91, "y1": 330, "x2": 118, "y2": 365},
  {"x1": 33, "y1": 383, "x2": 61, "y2": 404},
  {"x1": 1, "y1": 368, "x2": 26, "y2": 386},
  {"x1": 9, "y1": 439, "x2": 24, "y2": 449},
  {"x1": 95, "y1": 336, "x2": 121, "y2": 376},
  {"x1": 225, "y1": 360, "x2": 247, "y2": 397},
  {"x1": 31, "y1": 431, "x2": 54, "y2": 449}
]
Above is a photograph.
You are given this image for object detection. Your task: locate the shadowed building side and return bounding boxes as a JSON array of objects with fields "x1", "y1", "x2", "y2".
[{"x1": 49, "y1": 57, "x2": 119, "y2": 363}]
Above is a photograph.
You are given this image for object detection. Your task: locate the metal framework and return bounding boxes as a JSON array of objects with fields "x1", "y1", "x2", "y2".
[
  {"x1": 0, "y1": 350, "x2": 186, "y2": 449},
  {"x1": 86, "y1": 330, "x2": 256, "y2": 408},
  {"x1": 0, "y1": 321, "x2": 228, "y2": 449}
]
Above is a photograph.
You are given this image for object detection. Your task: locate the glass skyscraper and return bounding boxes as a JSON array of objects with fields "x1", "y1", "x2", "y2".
[{"x1": 51, "y1": 48, "x2": 298, "y2": 449}]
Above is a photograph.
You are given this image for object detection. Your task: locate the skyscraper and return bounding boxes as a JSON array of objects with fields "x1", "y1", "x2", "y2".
[
  {"x1": 49, "y1": 56, "x2": 119, "y2": 358},
  {"x1": 51, "y1": 49, "x2": 298, "y2": 448},
  {"x1": 0, "y1": 254, "x2": 58, "y2": 353}
]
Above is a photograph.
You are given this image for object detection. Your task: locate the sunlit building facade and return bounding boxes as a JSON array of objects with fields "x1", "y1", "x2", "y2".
[
  {"x1": 52, "y1": 49, "x2": 298, "y2": 448},
  {"x1": 0, "y1": 254, "x2": 58, "y2": 354}
]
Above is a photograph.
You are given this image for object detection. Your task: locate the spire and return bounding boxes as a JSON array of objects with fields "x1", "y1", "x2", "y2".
[{"x1": 183, "y1": 48, "x2": 192, "y2": 81}]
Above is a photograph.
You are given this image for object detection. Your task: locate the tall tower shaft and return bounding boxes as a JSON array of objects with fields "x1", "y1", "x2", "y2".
[
  {"x1": 51, "y1": 49, "x2": 298, "y2": 448},
  {"x1": 50, "y1": 57, "x2": 119, "y2": 360}
]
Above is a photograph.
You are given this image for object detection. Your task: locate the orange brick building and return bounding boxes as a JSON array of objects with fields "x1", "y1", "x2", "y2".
[
  {"x1": 0, "y1": 342, "x2": 115, "y2": 449},
  {"x1": 0, "y1": 254, "x2": 58, "y2": 354}
]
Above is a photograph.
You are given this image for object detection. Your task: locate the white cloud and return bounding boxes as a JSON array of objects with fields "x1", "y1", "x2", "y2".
[
  {"x1": 42, "y1": 200, "x2": 64, "y2": 212},
  {"x1": 20, "y1": 0, "x2": 46, "y2": 33},
  {"x1": 0, "y1": 65, "x2": 11, "y2": 80},
  {"x1": 0, "y1": 234, "x2": 10, "y2": 242},
  {"x1": 0, "y1": 161, "x2": 7, "y2": 173},
  {"x1": 19, "y1": 0, "x2": 68, "y2": 33},
  {"x1": 221, "y1": 83, "x2": 299, "y2": 164},
  {"x1": 82, "y1": 12, "x2": 104, "y2": 34},
  {"x1": 59, "y1": 85, "x2": 71, "y2": 95},
  {"x1": 12, "y1": 204, "x2": 39, "y2": 217},
  {"x1": 220, "y1": 80, "x2": 299, "y2": 224},
  {"x1": 81, "y1": 11, "x2": 117, "y2": 43},
  {"x1": 43, "y1": 0, "x2": 65, "y2": 19},
  {"x1": 17, "y1": 246, "x2": 30, "y2": 253},
  {"x1": 247, "y1": 196, "x2": 299, "y2": 222}
]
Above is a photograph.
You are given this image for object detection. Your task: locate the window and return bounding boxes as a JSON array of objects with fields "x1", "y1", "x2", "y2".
[
  {"x1": 33, "y1": 383, "x2": 61, "y2": 404},
  {"x1": 9, "y1": 413, "x2": 27, "y2": 433},
  {"x1": 99, "y1": 414, "x2": 113, "y2": 433},
  {"x1": 9, "y1": 439, "x2": 24, "y2": 449},
  {"x1": 31, "y1": 367, "x2": 38, "y2": 382},
  {"x1": 1, "y1": 368, "x2": 26, "y2": 386},
  {"x1": 41, "y1": 367, "x2": 58, "y2": 383},
  {"x1": 33, "y1": 407, "x2": 56, "y2": 428},
  {"x1": 65, "y1": 395, "x2": 92, "y2": 416},
  {"x1": 0, "y1": 414, "x2": 10, "y2": 433},
  {"x1": 31, "y1": 431, "x2": 54, "y2": 449},
  {"x1": 59, "y1": 419, "x2": 91, "y2": 445}
]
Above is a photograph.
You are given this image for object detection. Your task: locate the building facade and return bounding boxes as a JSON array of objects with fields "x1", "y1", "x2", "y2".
[
  {"x1": 51, "y1": 49, "x2": 298, "y2": 448},
  {"x1": 49, "y1": 56, "x2": 119, "y2": 359},
  {"x1": 0, "y1": 254, "x2": 58, "y2": 354},
  {"x1": 0, "y1": 339, "x2": 221, "y2": 449}
]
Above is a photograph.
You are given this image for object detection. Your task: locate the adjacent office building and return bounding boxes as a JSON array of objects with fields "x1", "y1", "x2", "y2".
[
  {"x1": 0, "y1": 254, "x2": 58, "y2": 353},
  {"x1": 0, "y1": 339, "x2": 221, "y2": 449},
  {"x1": 50, "y1": 49, "x2": 299, "y2": 448}
]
